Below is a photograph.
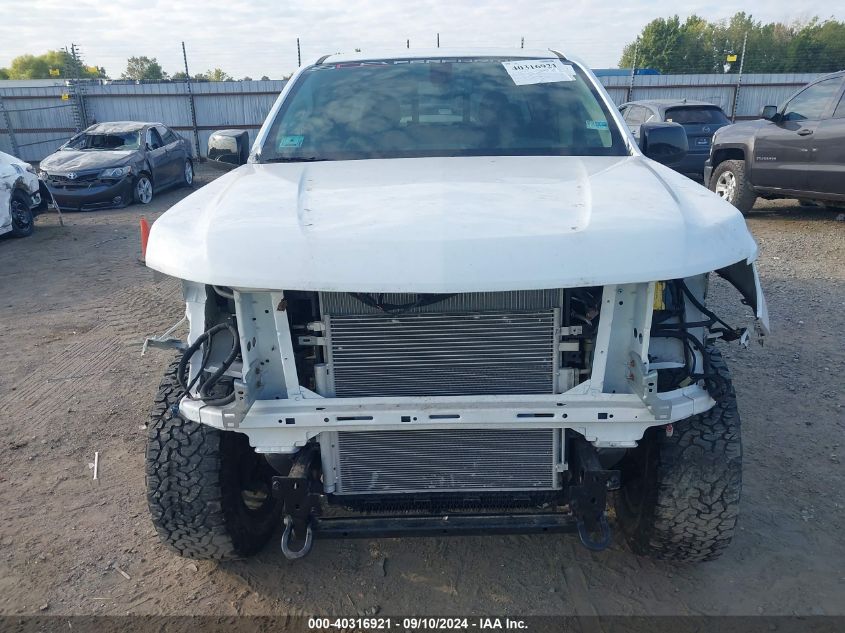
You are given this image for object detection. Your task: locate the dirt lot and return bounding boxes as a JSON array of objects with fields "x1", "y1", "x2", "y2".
[{"x1": 0, "y1": 165, "x2": 843, "y2": 617}]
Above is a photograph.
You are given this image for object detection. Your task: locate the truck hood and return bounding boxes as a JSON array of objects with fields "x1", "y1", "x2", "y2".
[
  {"x1": 39, "y1": 150, "x2": 135, "y2": 173},
  {"x1": 146, "y1": 156, "x2": 758, "y2": 292}
]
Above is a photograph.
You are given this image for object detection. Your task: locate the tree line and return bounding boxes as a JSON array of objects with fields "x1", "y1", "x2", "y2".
[
  {"x1": 0, "y1": 52, "x2": 273, "y2": 82},
  {"x1": 620, "y1": 13, "x2": 845, "y2": 74}
]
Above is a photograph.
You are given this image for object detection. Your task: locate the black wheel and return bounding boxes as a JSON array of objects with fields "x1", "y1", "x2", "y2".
[
  {"x1": 615, "y1": 347, "x2": 741, "y2": 562},
  {"x1": 133, "y1": 173, "x2": 154, "y2": 205},
  {"x1": 9, "y1": 191, "x2": 34, "y2": 237},
  {"x1": 182, "y1": 159, "x2": 194, "y2": 187},
  {"x1": 710, "y1": 159, "x2": 757, "y2": 214},
  {"x1": 146, "y1": 358, "x2": 280, "y2": 559}
]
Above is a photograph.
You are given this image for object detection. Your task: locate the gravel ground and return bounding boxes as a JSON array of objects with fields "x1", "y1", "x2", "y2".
[{"x1": 0, "y1": 166, "x2": 843, "y2": 617}]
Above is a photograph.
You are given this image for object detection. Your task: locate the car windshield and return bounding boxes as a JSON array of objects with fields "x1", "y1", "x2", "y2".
[
  {"x1": 64, "y1": 131, "x2": 141, "y2": 151},
  {"x1": 664, "y1": 106, "x2": 729, "y2": 125},
  {"x1": 260, "y1": 57, "x2": 627, "y2": 162}
]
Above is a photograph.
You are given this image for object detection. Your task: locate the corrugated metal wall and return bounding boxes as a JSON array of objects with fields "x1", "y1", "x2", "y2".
[{"x1": 0, "y1": 73, "x2": 825, "y2": 162}]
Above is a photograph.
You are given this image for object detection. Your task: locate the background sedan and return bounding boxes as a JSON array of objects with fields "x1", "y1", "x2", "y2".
[{"x1": 39, "y1": 121, "x2": 194, "y2": 211}]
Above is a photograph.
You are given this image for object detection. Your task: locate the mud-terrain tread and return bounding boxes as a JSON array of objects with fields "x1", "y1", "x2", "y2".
[
  {"x1": 710, "y1": 159, "x2": 757, "y2": 214},
  {"x1": 617, "y1": 347, "x2": 741, "y2": 562},
  {"x1": 146, "y1": 358, "x2": 277, "y2": 560}
]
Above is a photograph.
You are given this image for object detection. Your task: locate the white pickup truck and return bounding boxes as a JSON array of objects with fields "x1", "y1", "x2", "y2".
[{"x1": 144, "y1": 49, "x2": 768, "y2": 563}]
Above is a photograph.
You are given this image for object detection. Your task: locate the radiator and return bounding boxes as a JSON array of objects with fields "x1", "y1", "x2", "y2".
[
  {"x1": 334, "y1": 429, "x2": 558, "y2": 494},
  {"x1": 326, "y1": 310, "x2": 558, "y2": 397}
]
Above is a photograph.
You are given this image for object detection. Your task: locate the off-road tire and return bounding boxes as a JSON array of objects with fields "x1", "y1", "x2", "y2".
[
  {"x1": 615, "y1": 346, "x2": 741, "y2": 562},
  {"x1": 146, "y1": 358, "x2": 279, "y2": 559},
  {"x1": 9, "y1": 190, "x2": 34, "y2": 237},
  {"x1": 710, "y1": 159, "x2": 757, "y2": 215}
]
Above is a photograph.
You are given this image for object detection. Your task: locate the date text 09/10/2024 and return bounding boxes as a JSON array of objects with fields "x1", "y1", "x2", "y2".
[{"x1": 307, "y1": 617, "x2": 528, "y2": 630}]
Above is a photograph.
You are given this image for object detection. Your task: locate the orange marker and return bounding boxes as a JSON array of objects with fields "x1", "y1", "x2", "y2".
[{"x1": 140, "y1": 216, "x2": 151, "y2": 261}]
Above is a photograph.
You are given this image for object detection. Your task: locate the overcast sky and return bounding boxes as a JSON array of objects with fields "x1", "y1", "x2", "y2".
[{"x1": 1, "y1": 0, "x2": 841, "y2": 78}]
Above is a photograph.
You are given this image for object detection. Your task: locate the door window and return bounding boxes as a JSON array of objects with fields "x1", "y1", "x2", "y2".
[
  {"x1": 147, "y1": 128, "x2": 164, "y2": 150},
  {"x1": 833, "y1": 91, "x2": 845, "y2": 119},
  {"x1": 782, "y1": 78, "x2": 843, "y2": 122},
  {"x1": 624, "y1": 106, "x2": 646, "y2": 126},
  {"x1": 158, "y1": 126, "x2": 179, "y2": 145}
]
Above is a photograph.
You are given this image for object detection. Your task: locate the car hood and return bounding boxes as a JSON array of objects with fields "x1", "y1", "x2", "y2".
[
  {"x1": 146, "y1": 155, "x2": 758, "y2": 292},
  {"x1": 39, "y1": 150, "x2": 136, "y2": 173},
  {"x1": 713, "y1": 118, "x2": 769, "y2": 140}
]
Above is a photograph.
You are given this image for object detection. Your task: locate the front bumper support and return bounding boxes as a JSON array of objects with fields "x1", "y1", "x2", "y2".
[{"x1": 311, "y1": 513, "x2": 578, "y2": 539}]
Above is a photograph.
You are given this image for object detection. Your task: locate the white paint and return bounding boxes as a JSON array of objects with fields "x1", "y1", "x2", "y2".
[
  {"x1": 501, "y1": 59, "x2": 575, "y2": 85},
  {"x1": 148, "y1": 51, "x2": 758, "y2": 292},
  {"x1": 146, "y1": 154, "x2": 758, "y2": 292},
  {"x1": 0, "y1": 150, "x2": 39, "y2": 236}
]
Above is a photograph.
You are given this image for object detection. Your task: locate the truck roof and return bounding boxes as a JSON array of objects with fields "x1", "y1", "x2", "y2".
[{"x1": 318, "y1": 47, "x2": 569, "y2": 65}]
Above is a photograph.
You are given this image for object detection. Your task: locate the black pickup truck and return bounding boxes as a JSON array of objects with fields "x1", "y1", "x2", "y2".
[{"x1": 705, "y1": 70, "x2": 845, "y2": 213}]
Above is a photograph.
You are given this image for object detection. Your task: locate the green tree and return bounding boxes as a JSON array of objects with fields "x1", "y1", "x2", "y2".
[
  {"x1": 201, "y1": 68, "x2": 232, "y2": 81},
  {"x1": 122, "y1": 56, "x2": 167, "y2": 81},
  {"x1": 170, "y1": 71, "x2": 188, "y2": 81},
  {"x1": 620, "y1": 13, "x2": 845, "y2": 74},
  {"x1": 0, "y1": 68, "x2": 7, "y2": 79},
  {"x1": 0, "y1": 50, "x2": 105, "y2": 79}
]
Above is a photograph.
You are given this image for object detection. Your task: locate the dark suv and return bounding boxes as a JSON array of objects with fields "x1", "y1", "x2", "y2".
[
  {"x1": 705, "y1": 71, "x2": 845, "y2": 213},
  {"x1": 619, "y1": 99, "x2": 731, "y2": 179}
]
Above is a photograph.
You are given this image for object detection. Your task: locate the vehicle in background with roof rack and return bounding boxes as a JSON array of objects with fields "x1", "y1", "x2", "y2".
[
  {"x1": 38, "y1": 121, "x2": 194, "y2": 211},
  {"x1": 619, "y1": 99, "x2": 731, "y2": 180},
  {"x1": 143, "y1": 48, "x2": 769, "y2": 564}
]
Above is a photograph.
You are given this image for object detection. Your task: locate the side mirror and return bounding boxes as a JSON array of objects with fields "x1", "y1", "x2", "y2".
[
  {"x1": 208, "y1": 130, "x2": 250, "y2": 168},
  {"x1": 761, "y1": 105, "x2": 779, "y2": 121},
  {"x1": 639, "y1": 122, "x2": 688, "y2": 165}
]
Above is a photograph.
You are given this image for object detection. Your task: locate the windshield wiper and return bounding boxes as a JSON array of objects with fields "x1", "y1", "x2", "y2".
[{"x1": 263, "y1": 157, "x2": 330, "y2": 163}]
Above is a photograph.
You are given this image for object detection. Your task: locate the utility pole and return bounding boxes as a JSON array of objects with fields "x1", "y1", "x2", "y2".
[
  {"x1": 0, "y1": 94, "x2": 20, "y2": 158},
  {"x1": 731, "y1": 32, "x2": 748, "y2": 122},
  {"x1": 67, "y1": 43, "x2": 89, "y2": 131},
  {"x1": 626, "y1": 38, "x2": 639, "y2": 102},
  {"x1": 182, "y1": 41, "x2": 202, "y2": 160},
  {"x1": 297, "y1": 38, "x2": 301, "y2": 67}
]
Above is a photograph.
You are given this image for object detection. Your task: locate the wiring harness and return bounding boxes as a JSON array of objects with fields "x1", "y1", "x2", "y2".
[
  {"x1": 650, "y1": 279, "x2": 744, "y2": 398},
  {"x1": 348, "y1": 292, "x2": 457, "y2": 314},
  {"x1": 176, "y1": 322, "x2": 241, "y2": 407}
]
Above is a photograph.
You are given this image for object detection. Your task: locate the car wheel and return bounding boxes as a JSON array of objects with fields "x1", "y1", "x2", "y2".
[
  {"x1": 134, "y1": 173, "x2": 154, "y2": 205},
  {"x1": 9, "y1": 191, "x2": 34, "y2": 237},
  {"x1": 710, "y1": 160, "x2": 756, "y2": 215},
  {"x1": 182, "y1": 159, "x2": 194, "y2": 187}
]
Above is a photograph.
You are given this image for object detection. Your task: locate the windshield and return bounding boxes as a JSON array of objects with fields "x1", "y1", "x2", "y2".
[
  {"x1": 664, "y1": 106, "x2": 729, "y2": 125},
  {"x1": 261, "y1": 57, "x2": 627, "y2": 162},
  {"x1": 64, "y1": 131, "x2": 141, "y2": 151}
]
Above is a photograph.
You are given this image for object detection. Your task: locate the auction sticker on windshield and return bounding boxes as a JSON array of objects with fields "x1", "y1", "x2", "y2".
[{"x1": 502, "y1": 59, "x2": 575, "y2": 85}]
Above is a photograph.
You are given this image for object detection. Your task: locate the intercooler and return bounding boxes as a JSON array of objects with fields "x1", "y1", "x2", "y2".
[
  {"x1": 333, "y1": 429, "x2": 559, "y2": 494},
  {"x1": 316, "y1": 291, "x2": 567, "y2": 495}
]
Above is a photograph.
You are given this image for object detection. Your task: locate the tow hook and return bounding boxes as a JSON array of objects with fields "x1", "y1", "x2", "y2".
[
  {"x1": 568, "y1": 436, "x2": 620, "y2": 552},
  {"x1": 271, "y1": 445, "x2": 322, "y2": 561},
  {"x1": 281, "y1": 515, "x2": 313, "y2": 559}
]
